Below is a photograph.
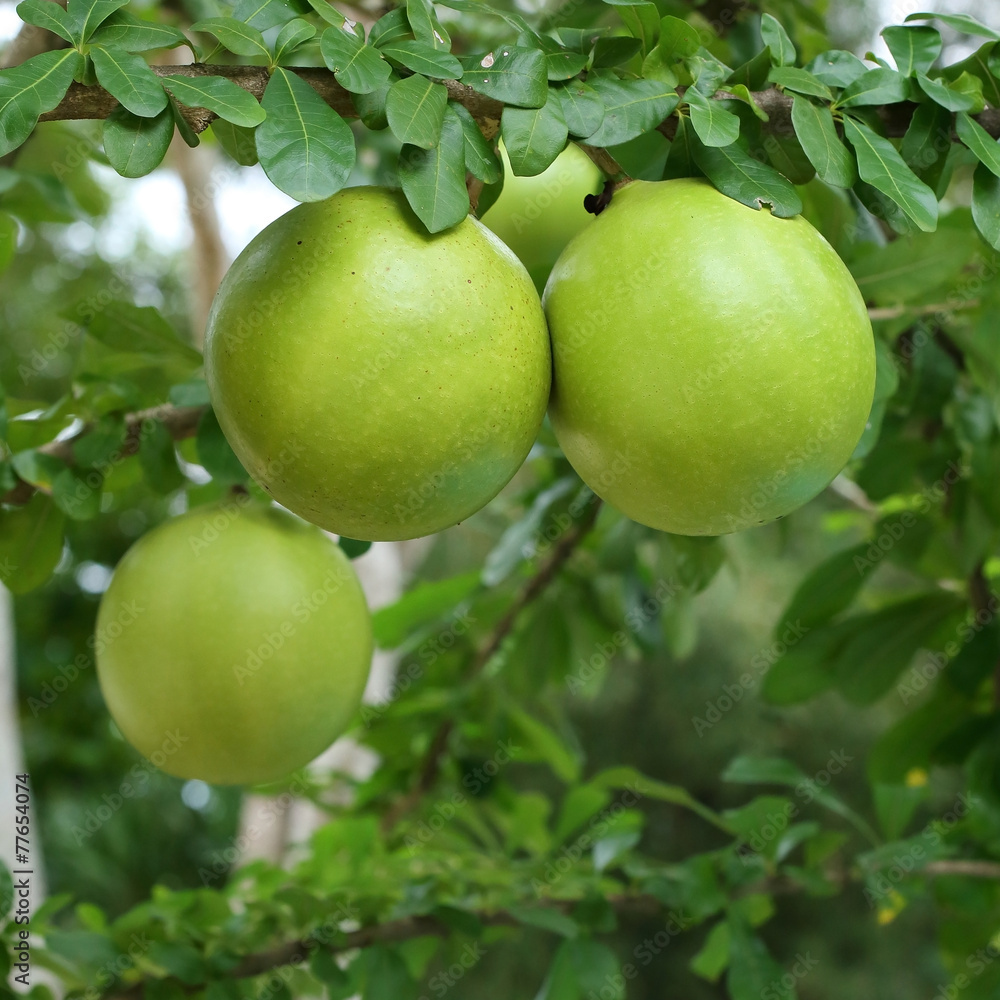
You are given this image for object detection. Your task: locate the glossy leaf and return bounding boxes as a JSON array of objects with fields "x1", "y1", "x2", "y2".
[
  {"x1": 462, "y1": 46, "x2": 548, "y2": 108},
  {"x1": 66, "y1": 0, "x2": 129, "y2": 41},
  {"x1": 406, "y1": 0, "x2": 449, "y2": 50},
  {"x1": 320, "y1": 26, "x2": 392, "y2": 95},
  {"x1": 386, "y1": 74, "x2": 448, "y2": 149},
  {"x1": 843, "y1": 116, "x2": 938, "y2": 232},
  {"x1": 501, "y1": 93, "x2": 568, "y2": 176},
  {"x1": 972, "y1": 162, "x2": 1000, "y2": 250},
  {"x1": 451, "y1": 102, "x2": 500, "y2": 183},
  {"x1": 955, "y1": 111, "x2": 1000, "y2": 177},
  {"x1": 690, "y1": 135, "x2": 802, "y2": 217},
  {"x1": 916, "y1": 71, "x2": 984, "y2": 111},
  {"x1": 256, "y1": 68, "x2": 355, "y2": 201},
  {"x1": 0, "y1": 493, "x2": 65, "y2": 594},
  {"x1": 805, "y1": 49, "x2": 868, "y2": 87},
  {"x1": 398, "y1": 103, "x2": 468, "y2": 233},
  {"x1": 273, "y1": 19, "x2": 317, "y2": 64},
  {"x1": 0, "y1": 49, "x2": 82, "y2": 157},
  {"x1": 162, "y1": 74, "x2": 266, "y2": 128},
  {"x1": 767, "y1": 66, "x2": 832, "y2": 99},
  {"x1": 378, "y1": 39, "x2": 463, "y2": 79},
  {"x1": 233, "y1": 0, "x2": 296, "y2": 31},
  {"x1": 555, "y1": 80, "x2": 604, "y2": 138},
  {"x1": 881, "y1": 24, "x2": 941, "y2": 76},
  {"x1": 904, "y1": 11, "x2": 1000, "y2": 41},
  {"x1": 15, "y1": 0, "x2": 75, "y2": 44},
  {"x1": 760, "y1": 13, "x2": 795, "y2": 66},
  {"x1": 91, "y1": 46, "x2": 168, "y2": 118},
  {"x1": 190, "y1": 17, "x2": 270, "y2": 59},
  {"x1": 791, "y1": 95, "x2": 855, "y2": 187},
  {"x1": 836, "y1": 67, "x2": 909, "y2": 107},
  {"x1": 581, "y1": 77, "x2": 677, "y2": 146},
  {"x1": 686, "y1": 88, "x2": 740, "y2": 147},
  {"x1": 103, "y1": 104, "x2": 174, "y2": 177},
  {"x1": 89, "y1": 11, "x2": 189, "y2": 52}
]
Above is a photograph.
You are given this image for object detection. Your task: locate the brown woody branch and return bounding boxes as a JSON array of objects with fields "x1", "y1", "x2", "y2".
[{"x1": 36, "y1": 67, "x2": 1000, "y2": 141}]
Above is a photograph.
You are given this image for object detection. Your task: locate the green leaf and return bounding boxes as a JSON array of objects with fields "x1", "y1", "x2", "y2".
[
  {"x1": 213, "y1": 119, "x2": 259, "y2": 165},
  {"x1": 162, "y1": 75, "x2": 265, "y2": 127},
  {"x1": 406, "y1": 0, "x2": 449, "y2": 49},
  {"x1": 690, "y1": 135, "x2": 802, "y2": 217},
  {"x1": 956, "y1": 112, "x2": 1000, "y2": 178},
  {"x1": 15, "y1": 0, "x2": 75, "y2": 44},
  {"x1": 555, "y1": 80, "x2": 604, "y2": 139},
  {"x1": 507, "y1": 904, "x2": 578, "y2": 938},
  {"x1": 274, "y1": 19, "x2": 317, "y2": 64},
  {"x1": 581, "y1": 77, "x2": 676, "y2": 146},
  {"x1": 82, "y1": 301, "x2": 201, "y2": 365},
  {"x1": 727, "y1": 47, "x2": 771, "y2": 90},
  {"x1": 881, "y1": 25, "x2": 941, "y2": 76},
  {"x1": 0, "y1": 493, "x2": 65, "y2": 594},
  {"x1": 256, "y1": 68, "x2": 356, "y2": 201},
  {"x1": 451, "y1": 101, "x2": 500, "y2": 183},
  {"x1": 386, "y1": 74, "x2": 447, "y2": 149},
  {"x1": 502, "y1": 93, "x2": 568, "y2": 176},
  {"x1": 506, "y1": 701, "x2": 581, "y2": 781},
  {"x1": 89, "y1": 12, "x2": 189, "y2": 52},
  {"x1": 972, "y1": 161, "x2": 1000, "y2": 250},
  {"x1": 91, "y1": 46, "x2": 168, "y2": 118},
  {"x1": 148, "y1": 942, "x2": 206, "y2": 985},
  {"x1": 0, "y1": 49, "x2": 82, "y2": 157},
  {"x1": 233, "y1": 0, "x2": 296, "y2": 31},
  {"x1": 791, "y1": 95, "x2": 855, "y2": 187},
  {"x1": 777, "y1": 542, "x2": 873, "y2": 631},
  {"x1": 196, "y1": 408, "x2": 247, "y2": 483},
  {"x1": 103, "y1": 104, "x2": 174, "y2": 177},
  {"x1": 726, "y1": 919, "x2": 792, "y2": 1000},
  {"x1": 690, "y1": 921, "x2": 730, "y2": 982},
  {"x1": 836, "y1": 67, "x2": 909, "y2": 108},
  {"x1": 369, "y1": 7, "x2": 410, "y2": 47},
  {"x1": 616, "y1": 3, "x2": 658, "y2": 57},
  {"x1": 320, "y1": 26, "x2": 393, "y2": 95},
  {"x1": 371, "y1": 570, "x2": 479, "y2": 647},
  {"x1": 398, "y1": 103, "x2": 468, "y2": 232},
  {"x1": 463, "y1": 46, "x2": 548, "y2": 109},
  {"x1": 544, "y1": 48, "x2": 589, "y2": 81},
  {"x1": 52, "y1": 466, "x2": 102, "y2": 520},
  {"x1": 138, "y1": 420, "x2": 183, "y2": 493},
  {"x1": 760, "y1": 622, "x2": 853, "y2": 706},
  {"x1": 904, "y1": 11, "x2": 1000, "y2": 41},
  {"x1": 566, "y1": 939, "x2": 623, "y2": 997},
  {"x1": 760, "y1": 13, "x2": 795, "y2": 66},
  {"x1": 843, "y1": 116, "x2": 938, "y2": 232},
  {"x1": 190, "y1": 17, "x2": 270, "y2": 59},
  {"x1": 67, "y1": 0, "x2": 129, "y2": 41},
  {"x1": 833, "y1": 593, "x2": 965, "y2": 704},
  {"x1": 685, "y1": 88, "x2": 740, "y2": 147},
  {"x1": 806, "y1": 49, "x2": 868, "y2": 87},
  {"x1": 353, "y1": 75, "x2": 393, "y2": 130},
  {"x1": 900, "y1": 99, "x2": 951, "y2": 182},
  {"x1": 379, "y1": 39, "x2": 463, "y2": 79},
  {"x1": 916, "y1": 71, "x2": 983, "y2": 112},
  {"x1": 339, "y1": 537, "x2": 372, "y2": 559},
  {"x1": 0, "y1": 211, "x2": 16, "y2": 273},
  {"x1": 592, "y1": 35, "x2": 642, "y2": 68},
  {"x1": 768, "y1": 66, "x2": 832, "y2": 100},
  {"x1": 169, "y1": 94, "x2": 199, "y2": 147},
  {"x1": 657, "y1": 15, "x2": 700, "y2": 60}
]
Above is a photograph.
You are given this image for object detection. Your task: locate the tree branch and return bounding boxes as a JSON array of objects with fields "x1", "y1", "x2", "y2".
[
  {"x1": 34, "y1": 67, "x2": 1000, "y2": 141},
  {"x1": 379, "y1": 496, "x2": 603, "y2": 833},
  {"x1": 1, "y1": 403, "x2": 205, "y2": 504}
]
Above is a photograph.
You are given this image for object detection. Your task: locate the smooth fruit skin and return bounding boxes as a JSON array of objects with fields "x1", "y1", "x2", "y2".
[
  {"x1": 95, "y1": 503, "x2": 372, "y2": 785},
  {"x1": 543, "y1": 179, "x2": 876, "y2": 536},
  {"x1": 204, "y1": 186, "x2": 551, "y2": 541},
  {"x1": 481, "y1": 143, "x2": 602, "y2": 292}
]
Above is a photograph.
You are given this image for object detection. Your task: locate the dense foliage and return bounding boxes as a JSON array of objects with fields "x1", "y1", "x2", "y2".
[{"x1": 3, "y1": 0, "x2": 1000, "y2": 997}]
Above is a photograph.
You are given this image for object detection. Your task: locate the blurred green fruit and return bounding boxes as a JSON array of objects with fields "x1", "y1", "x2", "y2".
[
  {"x1": 543, "y1": 178, "x2": 876, "y2": 535},
  {"x1": 205, "y1": 186, "x2": 551, "y2": 541},
  {"x1": 481, "y1": 143, "x2": 602, "y2": 292},
  {"x1": 95, "y1": 502, "x2": 372, "y2": 785}
]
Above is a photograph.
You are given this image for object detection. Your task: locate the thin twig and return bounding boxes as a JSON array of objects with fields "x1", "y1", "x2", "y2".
[{"x1": 379, "y1": 497, "x2": 603, "y2": 832}]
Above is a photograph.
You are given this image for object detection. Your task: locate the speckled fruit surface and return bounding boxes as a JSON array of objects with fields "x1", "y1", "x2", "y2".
[
  {"x1": 95, "y1": 503, "x2": 372, "y2": 785},
  {"x1": 481, "y1": 143, "x2": 602, "y2": 292},
  {"x1": 543, "y1": 178, "x2": 876, "y2": 536},
  {"x1": 205, "y1": 186, "x2": 551, "y2": 541}
]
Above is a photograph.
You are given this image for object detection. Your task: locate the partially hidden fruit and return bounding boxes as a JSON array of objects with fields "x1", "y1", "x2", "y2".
[
  {"x1": 205, "y1": 186, "x2": 551, "y2": 541},
  {"x1": 481, "y1": 142, "x2": 602, "y2": 292},
  {"x1": 95, "y1": 502, "x2": 372, "y2": 785},
  {"x1": 543, "y1": 178, "x2": 876, "y2": 536}
]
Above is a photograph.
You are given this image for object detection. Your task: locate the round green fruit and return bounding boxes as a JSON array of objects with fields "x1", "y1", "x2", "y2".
[
  {"x1": 543, "y1": 179, "x2": 876, "y2": 536},
  {"x1": 481, "y1": 143, "x2": 602, "y2": 292},
  {"x1": 205, "y1": 186, "x2": 551, "y2": 541},
  {"x1": 95, "y1": 502, "x2": 372, "y2": 785}
]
